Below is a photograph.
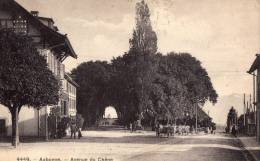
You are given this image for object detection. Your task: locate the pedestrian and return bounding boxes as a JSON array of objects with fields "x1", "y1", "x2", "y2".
[
  {"x1": 70, "y1": 120, "x2": 77, "y2": 139},
  {"x1": 132, "y1": 121, "x2": 136, "y2": 132},
  {"x1": 225, "y1": 126, "x2": 229, "y2": 133},
  {"x1": 231, "y1": 125, "x2": 237, "y2": 137},
  {"x1": 212, "y1": 124, "x2": 216, "y2": 134},
  {"x1": 130, "y1": 123, "x2": 133, "y2": 132},
  {"x1": 76, "y1": 115, "x2": 84, "y2": 139},
  {"x1": 77, "y1": 127, "x2": 82, "y2": 139}
]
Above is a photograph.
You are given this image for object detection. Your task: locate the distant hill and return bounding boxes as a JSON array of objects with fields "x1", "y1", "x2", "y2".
[{"x1": 203, "y1": 93, "x2": 252, "y2": 125}]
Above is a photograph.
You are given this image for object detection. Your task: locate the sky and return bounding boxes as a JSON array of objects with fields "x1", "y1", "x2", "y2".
[
  {"x1": 17, "y1": 0, "x2": 260, "y2": 123},
  {"x1": 104, "y1": 106, "x2": 118, "y2": 119}
]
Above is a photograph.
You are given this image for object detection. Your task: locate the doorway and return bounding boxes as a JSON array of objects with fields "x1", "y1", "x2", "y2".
[{"x1": 0, "y1": 119, "x2": 6, "y2": 137}]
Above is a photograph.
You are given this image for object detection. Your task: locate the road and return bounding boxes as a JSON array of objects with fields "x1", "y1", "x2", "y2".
[
  {"x1": 0, "y1": 130, "x2": 256, "y2": 161},
  {"x1": 123, "y1": 133, "x2": 255, "y2": 161}
]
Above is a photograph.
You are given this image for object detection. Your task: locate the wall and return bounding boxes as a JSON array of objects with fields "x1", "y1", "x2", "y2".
[{"x1": 0, "y1": 104, "x2": 45, "y2": 136}]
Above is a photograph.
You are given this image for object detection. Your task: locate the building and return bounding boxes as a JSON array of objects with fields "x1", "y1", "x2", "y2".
[
  {"x1": 0, "y1": 0, "x2": 77, "y2": 138},
  {"x1": 248, "y1": 54, "x2": 260, "y2": 141},
  {"x1": 62, "y1": 73, "x2": 79, "y2": 117}
]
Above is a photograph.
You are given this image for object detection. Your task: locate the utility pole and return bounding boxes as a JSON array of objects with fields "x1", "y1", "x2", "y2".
[
  {"x1": 257, "y1": 65, "x2": 260, "y2": 142},
  {"x1": 253, "y1": 73, "x2": 257, "y2": 125},
  {"x1": 244, "y1": 94, "x2": 246, "y2": 126},
  {"x1": 250, "y1": 94, "x2": 252, "y2": 111}
]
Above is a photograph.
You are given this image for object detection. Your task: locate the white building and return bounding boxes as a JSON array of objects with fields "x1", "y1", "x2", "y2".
[{"x1": 0, "y1": 0, "x2": 77, "y2": 137}]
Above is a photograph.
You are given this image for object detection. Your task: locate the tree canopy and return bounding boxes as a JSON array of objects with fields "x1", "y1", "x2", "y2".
[
  {"x1": 0, "y1": 30, "x2": 59, "y2": 146},
  {"x1": 71, "y1": 0, "x2": 218, "y2": 127},
  {"x1": 71, "y1": 61, "x2": 112, "y2": 126}
]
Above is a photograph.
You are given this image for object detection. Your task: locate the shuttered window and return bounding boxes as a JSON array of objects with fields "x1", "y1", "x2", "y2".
[{"x1": 13, "y1": 16, "x2": 27, "y2": 34}]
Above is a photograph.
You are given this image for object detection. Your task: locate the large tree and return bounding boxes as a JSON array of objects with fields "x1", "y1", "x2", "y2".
[
  {"x1": 155, "y1": 53, "x2": 218, "y2": 120},
  {"x1": 71, "y1": 0, "x2": 218, "y2": 127},
  {"x1": 71, "y1": 61, "x2": 112, "y2": 126},
  {"x1": 226, "y1": 106, "x2": 237, "y2": 132},
  {"x1": 0, "y1": 30, "x2": 59, "y2": 147},
  {"x1": 129, "y1": 0, "x2": 157, "y2": 55},
  {"x1": 127, "y1": 0, "x2": 158, "y2": 121}
]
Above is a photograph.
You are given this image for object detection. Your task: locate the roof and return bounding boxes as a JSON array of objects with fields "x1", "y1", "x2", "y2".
[
  {"x1": 38, "y1": 16, "x2": 54, "y2": 23},
  {"x1": 64, "y1": 73, "x2": 79, "y2": 88},
  {"x1": 248, "y1": 54, "x2": 260, "y2": 74},
  {"x1": 197, "y1": 107, "x2": 211, "y2": 120},
  {"x1": 1, "y1": 0, "x2": 77, "y2": 59}
]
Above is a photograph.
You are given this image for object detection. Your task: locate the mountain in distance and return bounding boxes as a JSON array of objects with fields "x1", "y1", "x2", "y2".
[{"x1": 202, "y1": 93, "x2": 252, "y2": 126}]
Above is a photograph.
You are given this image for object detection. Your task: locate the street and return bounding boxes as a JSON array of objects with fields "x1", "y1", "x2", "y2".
[{"x1": 0, "y1": 130, "x2": 255, "y2": 161}]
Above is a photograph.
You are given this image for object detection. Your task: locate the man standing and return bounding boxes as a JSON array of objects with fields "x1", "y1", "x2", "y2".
[
  {"x1": 70, "y1": 120, "x2": 77, "y2": 139},
  {"x1": 76, "y1": 115, "x2": 84, "y2": 139}
]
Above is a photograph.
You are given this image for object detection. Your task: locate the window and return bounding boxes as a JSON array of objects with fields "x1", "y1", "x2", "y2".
[
  {"x1": 13, "y1": 16, "x2": 27, "y2": 34},
  {"x1": 60, "y1": 64, "x2": 65, "y2": 79},
  {"x1": 48, "y1": 51, "x2": 51, "y2": 69},
  {"x1": 0, "y1": 19, "x2": 14, "y2": 30},
  {"x1": 38, "y1": 49, "x2": 48, "y2": 60},
  {"x1": 73, "y1": 87, "x2": 76, "y2": 95},
  {"x1": 54, "y1": 56, "x2": 57, "y2": 75},
  {"x1": 0, "y1": 20, "x2": 6, "y2": 29},
  {"x1": 57, "y1": 61, "x2": 60, "y2": 77}
]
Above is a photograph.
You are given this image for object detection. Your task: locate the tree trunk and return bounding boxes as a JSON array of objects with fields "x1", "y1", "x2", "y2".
[{"x1": 11, "y1": 107, "x2": 19, "y2": 147}]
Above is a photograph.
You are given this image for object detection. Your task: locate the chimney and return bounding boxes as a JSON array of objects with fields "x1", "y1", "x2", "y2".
[{"x1": 31, "y1": 11, "x2": 39, "y2": 17}]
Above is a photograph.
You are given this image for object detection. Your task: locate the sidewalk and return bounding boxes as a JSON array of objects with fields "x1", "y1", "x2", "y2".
[{"x1": 239, "y1": 136, "x2": 260, "y2": 161}]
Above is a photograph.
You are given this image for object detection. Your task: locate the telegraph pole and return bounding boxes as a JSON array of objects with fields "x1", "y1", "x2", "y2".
[
  {"x1": 257, "y1": 64, "x2": 260, "y2": 142},
  {"x1": 195, "y1": 105, "x2": 198, "y2": 133},
  {"x1": 253, "y1": 73, "x2": 256, "y2": 125},
  {"x1": 244, "y1": 94, "x2": 246, "y2": 126}
]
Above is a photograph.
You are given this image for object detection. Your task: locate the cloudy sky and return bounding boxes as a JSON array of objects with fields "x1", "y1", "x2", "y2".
[{"x1": 17, "y1": 0, "x2": 260, "y2": 123}]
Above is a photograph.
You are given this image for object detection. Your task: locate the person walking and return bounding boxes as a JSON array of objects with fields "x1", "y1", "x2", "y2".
[
  {"x1": 130, "y1": 123, "x2": 133, "y2": 133},
  {"x1": 76, "y1": 115, "x2": 84, "y2": 139},
  {"x1": 70, "y1": 120, "x2": 77, "y2": 139},
  {"x1": 231, "y1": 124, "x2": 237, "y2": 137}
]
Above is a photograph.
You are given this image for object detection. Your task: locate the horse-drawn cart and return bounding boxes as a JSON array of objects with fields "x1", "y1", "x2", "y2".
[{"x1": 155, "y1": 119, "x2": 174, "y2": 138}]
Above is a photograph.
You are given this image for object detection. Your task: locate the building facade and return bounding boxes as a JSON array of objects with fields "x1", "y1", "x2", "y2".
[
  {"x1": 61, "y1": 73, "x2": 78, "y2": 117},
  {"x1": 0, "y1": 0, "x2": 77, "y2": 137},
  {"x1": 248, "y1": 54, "x2": 260, "y2": 141}
]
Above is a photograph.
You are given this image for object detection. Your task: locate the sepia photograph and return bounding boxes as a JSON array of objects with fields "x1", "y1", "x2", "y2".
[{"x1": 0, "y1": 0, "x2": 260, "y2": 160}]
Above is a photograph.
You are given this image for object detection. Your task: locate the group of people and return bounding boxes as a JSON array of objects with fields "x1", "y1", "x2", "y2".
[
  {"x1": 225, "y1": 124, "x2": 238, "y2": 137},
  {"x1": 175, "y1": 125, "x2": 190, "y2": 135},
  {"x1": 69, "y1": 116, "x2": 84, "y2": 139},
  {"x1": 155, "y1": 123, "x2": 216, "y2": 136},
  {"x1": 69, "y1": 120, "x2": 82, "y2": 139},
  {"x1": 129, "y1": 120, "x2": 142, "y2": 132}
]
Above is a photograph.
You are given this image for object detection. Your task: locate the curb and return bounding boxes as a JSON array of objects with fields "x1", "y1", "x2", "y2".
[{"x1": 237, "y1": 137, "x2": 259, "y2": 161}]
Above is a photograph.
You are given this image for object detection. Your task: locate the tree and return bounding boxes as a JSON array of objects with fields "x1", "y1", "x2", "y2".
[
  {"x1": 226, "y1": 106, "x2": 237, "y2": 132},
  {"x1": 153, "y1": 52, "x2": 218, "y2": 122},
  {"x1": 71, "y1": 61, "x2": 112, "y2": 126},
  {"x1": 0, "y1": 30, "x2": 59, "y2": 147},
  {"x1": 70, "y1": 1, "x2": 218, "y2": 127},
  {"x1": 127, "y1": 0, "x2": 158, "y2": 121},
  {"x1": 129, "y1": 0, "x2": 157, "y2": 55}
]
